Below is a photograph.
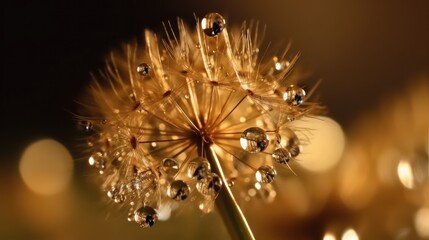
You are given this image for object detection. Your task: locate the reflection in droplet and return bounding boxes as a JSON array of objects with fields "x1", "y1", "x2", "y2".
[
  {"x1": 272, "y1": 147, "x2": 292, "y2": 164},
  {"x1": 240, "y1": 127, "x2": 269, "y2": 153},
  {"x1": 201, "y1": 13, "x2": 226, "y2": 37},
  {"x1": 283, "y1": 85, "x2": 306, "y2": 106},
  {"x1": 19, "y1": 139, "x2": 74, "y2": 196},
  {"x1": 134, "y1": 206, "x2": 158, "y2": 228},
  {"x1": 168, "y1": 180, "x2": 190, "y2": 201},
  {"x1": 196, "y1": 173, "x2": 222, "y2": 198},
  {"x1": 88, "y1": 151, "x2": 105, "y2": 174},
  {"x1": 107, "y1": 185, "x2": 126, "y2": 203},
  {"x1": 341, "y1": 228, "x2": 359, "y2": 240},
  {"x1": 187, "y1": 157, "x2": 211, "y2": 180},
  {"x1": 160, "y1": 158, "x2": 180, "y2": 176},
  {"x1": 255, "y1": 165, "x2": 277, "y2": 184},
  {"x1": 137, "y1": 63, "x2": 151, "y2": 76}
]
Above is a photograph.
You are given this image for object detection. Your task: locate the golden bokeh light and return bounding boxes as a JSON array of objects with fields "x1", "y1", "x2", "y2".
[
  {"x1": 292, "y1": 117, "x2": 345, "y2": 172},
  {"x1": 341, "y1": 228, "x2": 359, "y2": 240},
  {"x1": 19, "y1": 139, "x2": 74, "y2": 196},
  {"x1": 323, "y1": 232, "x2": 337, "y2": 240},
  {"x1": 415, "y1": 207, "x2": 429, "y2": 238},
  {"x1": 397, "y1": 159, "x2": 415, "y2": 189}
]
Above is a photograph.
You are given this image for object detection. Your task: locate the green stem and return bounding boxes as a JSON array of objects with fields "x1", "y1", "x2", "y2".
[{"x1": 204, "y1": 143, "x2": 255, "y2": 240}]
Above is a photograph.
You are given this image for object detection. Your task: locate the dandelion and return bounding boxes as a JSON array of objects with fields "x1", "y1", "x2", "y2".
[{"x1": 78, "y1": 12, "x2": 320, "y2": 239}]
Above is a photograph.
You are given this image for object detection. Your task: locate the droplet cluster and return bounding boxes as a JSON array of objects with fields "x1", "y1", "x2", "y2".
[{"x1": 79, "y1": 12, "x2": 318, "y2": 228}]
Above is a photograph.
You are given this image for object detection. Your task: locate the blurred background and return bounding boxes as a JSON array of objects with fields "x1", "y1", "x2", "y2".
[{"x1": 2, "y1": 0, "x2": 428, "y2": 239}]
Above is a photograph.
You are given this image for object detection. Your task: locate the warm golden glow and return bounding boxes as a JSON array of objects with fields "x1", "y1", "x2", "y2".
[
  {"x1": 323, "y1": 232, "x2": 336, "y2": 240},
  {"x1": 415, "y1": 207, "x2": 429, "y2": 238},
  {"x1": 292, "y1": 117, "x2": 345, "y2": 172},
  {"x1": 397, "y1": 159, "x2": 415, "y2": 189},
  {"x1": 341, "y1": 228, "x2": 359, "y2": 240},
  {"x1": 19, "y1": 139, "x2": 73, "y2": 196}
]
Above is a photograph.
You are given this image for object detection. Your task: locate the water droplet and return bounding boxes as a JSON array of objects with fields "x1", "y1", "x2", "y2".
[
  {"x1": 126, "y1": 178, "x2": 142, "y2": 192},
  {"x1": 196, "y1": 173, "x2": 222, "y2": 198},
  {"x1": 107, "y1": 185, "x2": 126, "y2": 203},
  {"x1": 201, "y1": 13, "x2": 226, "y2": 37},
  {"x1": 187, "y1": 157, "x2": 211, "y2": 180},
  {"x1": 287, "y1": 143, "x2": 300, "y2": 157},
  {"x1": 184, "y1": 94, "x2": 190, "y2": 100},
  {"x1": 127, "y1": 209, "x2": 135, "y2": 222},
  {"x1": 168, "y1": 180, "x2": 190, "y2": 201},
  {"x1": 199, "y1": 198, "x2": 215, "y2": 213},
  {"x1": 83, "y1": 120, "x2": 93, "y2": 132},
  {"x1": 279, "y1": 128, "x2": 301, "y2": 157},
  {"x1": 160, "y1": 158, "x2": 179, "y2": 176},
  {"x1": 240, "y1": 127, "x2": 269, "y2": 153},
  {"x1": 272, "y1": 147, "x2": 292, "y2": 164},
  {"x1": 137, "y1": 63, "x2": 150, "y2": 76},
  {"x1": 134, "y1": 206, "x2": 158, "y2": 228},
  {"x1": 136, "y1": 169, "x2": 157, "y2": 186},
  {"x1": 283, "y1": 85, "x2": 306, "y2": 106},
  {"x1": 227, "y1": 179, "x2": 235, "y2": 187},
  {"x1": 255, "y1": 165, "x2": 277, "y2": 184},
  {"x1": 88, "y1": 152, "x2": 105, "y2": 172}
]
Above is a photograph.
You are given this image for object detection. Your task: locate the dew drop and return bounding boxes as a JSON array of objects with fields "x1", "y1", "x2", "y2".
[
  {"x1": 82, "y1": 120, "x2": 93, "y2": 132},
  {"x1": 272, "y1": 147, "x2": 292, "y2": 164},
  {"x1": 160, "y1": 158, "x2": 180, "y2": 176},
  {"x1": 255, "y1": 165, "x2": 277, "y2": 184},
  {"x1": 196, "y1": 173, "x2": 222, "y2": 198},
  {"x1": 127, "y1": 209, "x2": 135, "y2": 222},
  {"x1": 240, "y1": 127, "x2": 269, "y2": 153},
  {"x1": 288, "y1": 143, "x2": 300, "y2": 157},
  {"x1": 107, "y1": 185, "x2": 126, "y2": 203},
  {"x1": 137, "y1": 63, "x2": 151, "y2": 76},
  {"x1": 134, "y1": 206, "x2": 158, "y2": 228},
  {"x1": 199, "y1": 198, "x2": 215, "y2": 213},
  {"x1": 187, "y1": 157, "x2": 211, "y2": 180},
  {"x1": 88, "y1": 152, "x2": 105, "y2": 172},
  {"x1": 283, "y1": 85, "x2": 306, "y2": 106},
  {"x1": 201, "y1": 13, "x2": 226, "y2": 37},
  {"x1": 168, "y1": 180, "x2": 190, "y2": 201},
  {"x1": 280, "y1": 128, "x2": 301, "y2": 157}
]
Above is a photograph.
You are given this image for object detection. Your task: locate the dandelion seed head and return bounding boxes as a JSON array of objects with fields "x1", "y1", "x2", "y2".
[{"x1": 78, "y1": 12, "x2": 320, "y2": 228}]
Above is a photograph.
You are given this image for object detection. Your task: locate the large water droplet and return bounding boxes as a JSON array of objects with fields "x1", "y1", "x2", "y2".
[
  {"x1": 201, "y1": 13, "x2": 225, "y2": 37},
  {"x1": 160, "y1": 158, "x2": 180, "y2": 176},
  {"x1": 137, "y1": 63, "x2": 151, "y2": 76},
  {"x1": 272, "y1": 147, "x2": 292, "y2": 164},
  {"x1": 283, "y1": 85, "x2": 306, "y2": 106},
  {"x1": 196, "y1": 173, "x2": 222, "y2": 198},
  {"x1": 134, "y1": 206, "x2": 158, "y2": 228},
  {"x1": 187, "y1": 157, "x2": 211, "y2": 180},
  {"x1": 168, "y1": 180, "x2": 190, "y2": 201},
  {"x1": 240, "y1": 127, "x2": 269, "y2": 153},
  {"x1": 255, "y1": 165, "x2": 277, "y2": 184}
]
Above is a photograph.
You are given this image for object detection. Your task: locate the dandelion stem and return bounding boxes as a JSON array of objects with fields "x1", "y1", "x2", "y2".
[{"x1": 204, "y1": 143, "x2": 255, "y2": 240}]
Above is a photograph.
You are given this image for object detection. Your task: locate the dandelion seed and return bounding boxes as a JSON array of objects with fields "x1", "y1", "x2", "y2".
[{"x1": 78, "y1": 12, "x2": 320, "y2": 238}]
